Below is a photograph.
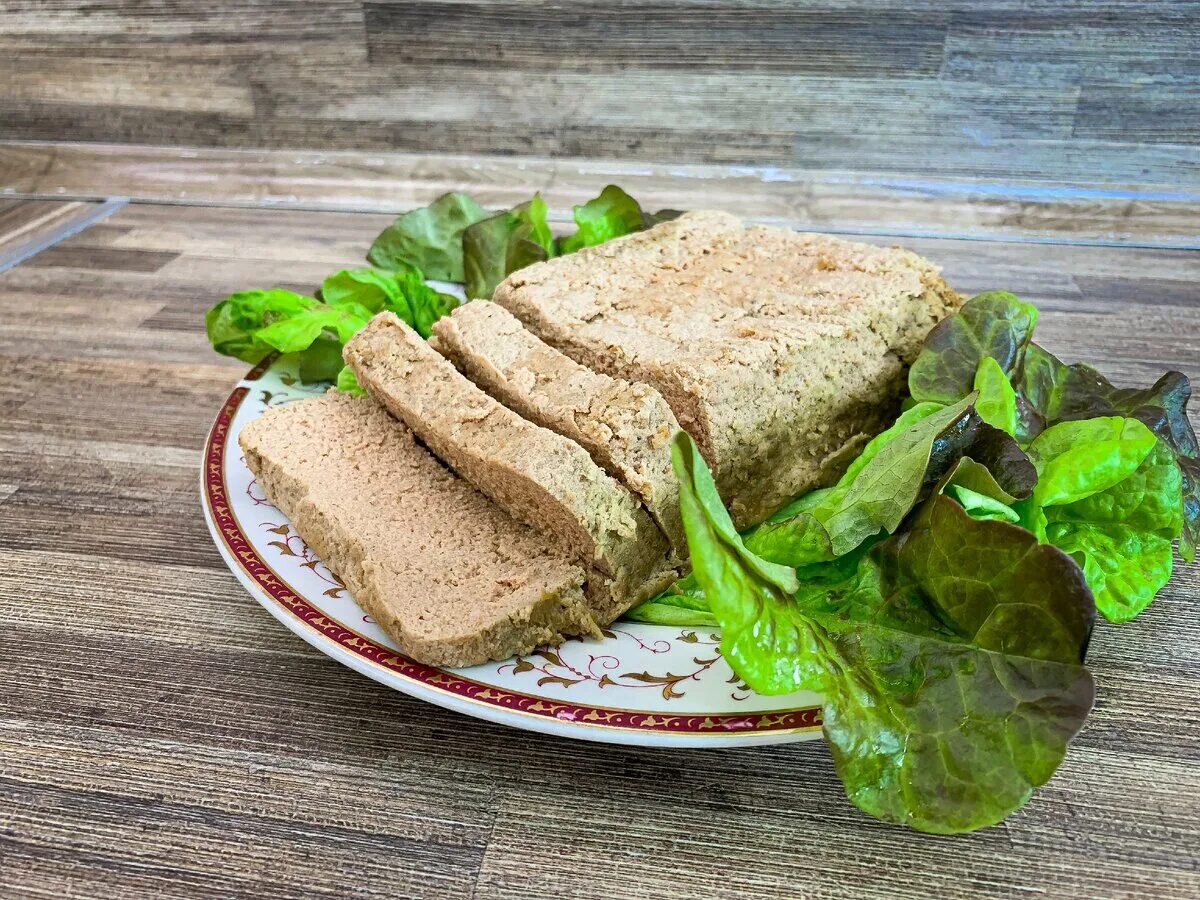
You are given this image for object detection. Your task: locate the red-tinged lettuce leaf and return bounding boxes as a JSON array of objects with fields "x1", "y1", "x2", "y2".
[
  {"x1": 743, "y1": 396, "x2": 978, "y2": 566},
  {"x1": 672, "y1": 432, "x2": 1096, "y2": 833},
  {"x1": 643, "y1": 207, "x2": 684, "y2": 228},
  {"x1": 908, "y1": 291, "x2": 1039, "y2": 406},
  {"x1": 558, "y1": 185, "x2": 647, "y2": 254},
  {"x1": 463, "y1": 194, "x2": 556, "y2": 300},
  {"x1": 1017, "y1": 344, "x2": 1200, "y2": 562},
  {"x1": 367, "y1": 192, "x2": 491, "y2": 282}
]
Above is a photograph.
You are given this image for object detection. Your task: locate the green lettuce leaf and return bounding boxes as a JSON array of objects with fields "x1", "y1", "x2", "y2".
[
  {"x1": 944, "y1": 483, "x2": 1021, "y2": 523},
  {"x1": 974, "y1": 355, "x2": 1018, "y2": 435},
  {"x1": 335, "y1": 365, "x2": 366, "y2": 397},
  {"x1": 321, "y1": 267, "x2": 458, "y2": 338},
  {"x1": 205, "y1": 287, "x2": 372, "y2": 384},
  {"x1": 558, "y1": 185, "x2": 647, "y2": 254},
  {"x1": 742, "y1": 396, "x2": 978, "y2": 566},
  {"x1": 671, "y1": 433, "x2": 816, "y2": 694},
  {"x1": 1045, "y1": 522, "x2": 1172, "y2": 623},
  {"x1": 1017, "y1": 344, "x2": 1200, "y2": 562},
  {"x1": 1021, "y1": 418, "x2": 1183, "y2": 620},
  {"x1": 673, "y1": 431, "x2": 1095, "y2": 833},
  {"x1": 463, "y1": 194, "x2": 556, "y2": 300},
  {"x1": 909, "y1": 291, "x2": 1039, "y2": 406},
  {"x1": 205, "y1": 289, "x2": 322, "y2": 364},
  {"x1": 367, "y1": 192, "x2": 491, "y2": 282},
  {"x1": 1028, "y1": 417, "x2": 1158, "y2": 508},
  {"x1": 1035, "y1": 436, "x2": 1183, "y2": 621}
]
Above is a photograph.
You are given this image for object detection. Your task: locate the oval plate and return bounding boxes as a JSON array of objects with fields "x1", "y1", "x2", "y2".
[{"x1": 202, "y1": 356, "x2": 824, "y2": 747}]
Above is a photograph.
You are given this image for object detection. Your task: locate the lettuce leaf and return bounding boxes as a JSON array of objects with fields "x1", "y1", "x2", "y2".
[
  {"x1": 1028, "y1": 417, "x2": 1158, "y2": 507},
  {"x1": 367, "y1": 192, "x2": 490, "y2": 282},
  {"x1": 621, "y1": 572, "x2": 718, "y2": 626},
  {"x1": 558, "y1": 185, "x2": 647, "y2": 254},
  {"x1": 205, "y1": 289, "x2": 324, "y2": 364},
  {"x1": 1017, "y1": 344, "x2": 1199, "y2": 562},
  {"x1": 907, "y1": 289, "x2": 1199, "y2": 564},
  {"x1": 944, "y1": 483, "x2": 1021, "y2": 523},
  {"x1": 206, "y1": 267, "x2": 457, "y2": 388},
  {"x1": 205, "y1": 287, "x2": 373, "y2": 383},
  {"x1": 335, "y1": 365, "x2": 366, "y2": 397},
  {"x1": 1028, "y1": 426, "x2": 1183, "y2": 621},
  {"x1": 463, "y1": 194, "x2": 556, "y2": 300},
  {"x1": 322, "y1": 267, "x2": 458, "y2": 338},
  {"x1": 742, "y1": 396, "x2": 979, "y2": 566},
  {"x1": 673, "y1": 431, "x2": 1095, "y2": 833},
  {"x1": 909, "y1": 291, "x2": 1039, "y2": 406},
  {"x1": 973, "y1": 355, "x2": 1018, "y2": 435}
]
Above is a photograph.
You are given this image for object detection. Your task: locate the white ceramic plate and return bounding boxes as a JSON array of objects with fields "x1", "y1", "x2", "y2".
[{"x1": 201, "y1": 355, "x2": 824, "y2": 747}]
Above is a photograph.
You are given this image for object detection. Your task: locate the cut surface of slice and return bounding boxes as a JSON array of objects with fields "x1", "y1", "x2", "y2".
[
  {"x1": 344, "y1": 313, "x2": 673, "y2": 616},
  {"x1": 494, "y1": 210, "x2": 962, "y2": 527},
  {"x1": 432, "y1": 300, "x2": 685, "y2": 553},
  {"x1": 238, "y1": 392, "x2": 600, "y2": 667}
]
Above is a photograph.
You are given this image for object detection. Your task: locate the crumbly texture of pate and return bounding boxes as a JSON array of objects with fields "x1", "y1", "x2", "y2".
[
  {"x1": 344, "y1": 313, "x2": 673, "y2": 620},
  {"x1": 433, "y1": 300, "x2": 686, "y2": 555},
  {"x1": 239, "y1": 392, "x2": 601, "y2": 667},
  {"x1": 493, "y1": 210, "x2": 963, "y2": 527}
]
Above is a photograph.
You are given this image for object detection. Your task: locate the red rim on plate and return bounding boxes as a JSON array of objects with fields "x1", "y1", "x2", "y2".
[{"x1": 202, "y1": 363, "x2": 824, "y2": 739}]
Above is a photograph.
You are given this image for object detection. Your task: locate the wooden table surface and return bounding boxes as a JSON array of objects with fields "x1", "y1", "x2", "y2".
[{"x1": 1, "y1": 158, "x2": 1199, "y2": 898}]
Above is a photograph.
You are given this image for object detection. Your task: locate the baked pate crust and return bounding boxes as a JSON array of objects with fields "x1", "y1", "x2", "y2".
[{"x1": 493, "y1": 210, "x2": 963, "y2": 527}]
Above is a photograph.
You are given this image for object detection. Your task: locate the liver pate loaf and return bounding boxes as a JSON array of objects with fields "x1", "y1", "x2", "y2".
[
  {"x1": 432, "y1": 300, "x2": 686, "y2": 554},
  {"x1": 493, "y1": 210, "x2": 962, "y2": 527},
  {"x1": 343, "y1": 312, "x2": 674, "y2": 620},
  {"x1": 238, "y1": 392, "x2": 600, "y2": 667}
]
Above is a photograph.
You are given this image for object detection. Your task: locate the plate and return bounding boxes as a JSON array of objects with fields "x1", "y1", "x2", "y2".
[{"x1": 201, "y1": 355, "x2": 824, "y2": 747}]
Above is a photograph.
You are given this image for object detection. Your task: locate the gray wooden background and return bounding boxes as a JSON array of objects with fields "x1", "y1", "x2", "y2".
[{"x1": 2, "y1": 1, "x2": 1199, "y2": 184}]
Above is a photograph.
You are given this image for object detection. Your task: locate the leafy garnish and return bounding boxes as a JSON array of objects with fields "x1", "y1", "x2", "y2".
[
  {"x1": 558, "y1": 185, "x2": 648, "y2": 254},
  {"x1": 322, "y1": 267, "x2": 458, "y2": 338},
  {"x1": 908, "y1": 291, "x2": 1039, "y2": 406},
  {"x1": 673, "y1": 431, "x2": 1096, "y2": 833},
  {"x1": 973, "y1": 356, "x2": 1019, "y2": 435},
  {"x1": 1024, "y1": 419, "x2": 1183, "y2": 621},
  {"x1": 368, "y1": 192, "x2": 490, "y2": 282},
  {"x1": 1017, "y1": 345, "x2": 1199, "y2": 561},
  {"x1": 463, "y1": 194, "x2": 556, "y2": 300},
  {"x1": 335, "y1": 365, "x2": 366, "y2": 397},
  {"x1": 908, "y1": 291, "x2": 1199, "y2": 565},
  {"x1": 742, "y1": 397, "x2": 978, "y2": 566},
  {"x1": 205, "y1": 267, "x2": 457, "y2": 387},
  {"x1": 205, "y1": 288, "x2": 373, "y2": 382}
]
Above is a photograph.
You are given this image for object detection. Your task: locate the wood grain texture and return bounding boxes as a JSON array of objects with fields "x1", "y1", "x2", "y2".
[
  {"x1": 1, "y1": 1, "x2": 1199, "y2": 183},
  {"x1": 0, "y1": 198, "x2": 1198, "y2": 899},
  {"x1": 4, "y1": 142, "x2": 1200, "y2": 249}
]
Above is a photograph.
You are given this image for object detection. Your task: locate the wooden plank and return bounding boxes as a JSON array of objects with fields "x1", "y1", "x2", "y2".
[
  {"x1": 0, "y1": 200, "x2": 87, "y2": 249},
  {"x1": 2, "y1": 142, "x2": 1199, "y2": 247},
  {"x1": 1, "y1": 2, "x2": 1198, "y2": 184},
  {"x1": 0, "y1": 198, "x2": 126, "y2": 272},
  {"x1": 0, "y1": 200, "x2": 1197, "y2": 898}
]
